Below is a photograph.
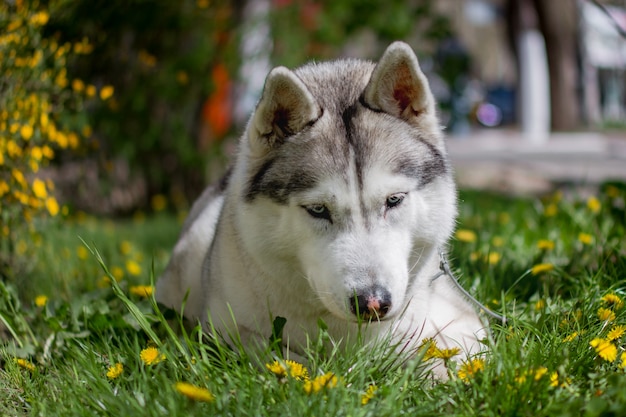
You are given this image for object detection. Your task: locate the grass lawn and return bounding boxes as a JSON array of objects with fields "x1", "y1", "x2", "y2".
[{"x1": 1, "y1": 185, "x2": 625, "y2": 416}]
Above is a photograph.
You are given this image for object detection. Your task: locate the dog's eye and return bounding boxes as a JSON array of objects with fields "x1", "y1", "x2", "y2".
[
  {"x1": 386, "y1": 193, "x2": 405, "y2": 209},
  {"x1": 304, "y1": 204, "x2": 332, "y2": 221}
]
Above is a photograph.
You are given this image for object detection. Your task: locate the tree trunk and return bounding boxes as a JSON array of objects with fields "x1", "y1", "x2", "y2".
[{"x1": 533, "y1": 0, "x2": 581, "y2": 131}]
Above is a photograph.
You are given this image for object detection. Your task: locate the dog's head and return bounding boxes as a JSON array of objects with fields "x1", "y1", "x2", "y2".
[{"x1": 236, "y1": 42, "x2": 457, "y2": 322}]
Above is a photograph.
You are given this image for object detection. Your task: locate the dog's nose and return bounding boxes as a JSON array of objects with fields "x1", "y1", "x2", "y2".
[{"x1": 349, "y1": 289, "x2": 392, "y2": 320}]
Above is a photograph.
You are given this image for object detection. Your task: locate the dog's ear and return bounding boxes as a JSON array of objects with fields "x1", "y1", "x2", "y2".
[
  {"x1": 362, "y1": 42, "x2": 437, "y2": 126},
  {"x1": 250, "y1": 67, "x2": 321, "y2": 151}
]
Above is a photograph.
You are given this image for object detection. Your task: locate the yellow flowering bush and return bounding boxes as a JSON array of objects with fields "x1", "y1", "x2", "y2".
[{"x1": 0, "y1": 1, "x2": 112, "y2": 277}]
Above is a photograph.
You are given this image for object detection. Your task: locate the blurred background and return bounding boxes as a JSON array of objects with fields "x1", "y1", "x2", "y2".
[{"x1": 2, "y1": 0, "x2": 625, "y2": 215}]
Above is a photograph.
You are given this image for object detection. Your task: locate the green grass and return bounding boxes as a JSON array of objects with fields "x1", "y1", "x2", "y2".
[{"x1": 1, "y1": 185, "x2": 626, "y2": 416}]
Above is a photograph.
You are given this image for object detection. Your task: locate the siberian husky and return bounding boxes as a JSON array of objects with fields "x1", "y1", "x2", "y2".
[{"x1": 156, "y1": 41, "x2": 487, "y2": 375}]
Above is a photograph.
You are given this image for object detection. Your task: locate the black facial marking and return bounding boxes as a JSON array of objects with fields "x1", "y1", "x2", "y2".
[
  {"x1": 245, "y1": 157, "x2": 318, "y2": 205},
  {"x1": 393, "y1": 140, "x2": 448, "y2": 187},
  {"x1": 245, "y1": 158, "x2": 276, "y2": 202}
]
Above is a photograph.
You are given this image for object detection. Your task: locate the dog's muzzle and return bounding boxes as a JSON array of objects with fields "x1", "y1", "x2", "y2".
[{"x1": 349, "y1": 286, "x2": 392, "y2": 321}]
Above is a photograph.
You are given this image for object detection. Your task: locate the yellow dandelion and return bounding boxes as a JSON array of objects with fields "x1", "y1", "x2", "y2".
[
  {"x1": 140, "y1": 346, "x2": 165, "y2": 365},
  {"x1": 531, "y1": 263, "x2": 554, "y2": 276},
  {"x1": 597, "y1": 307, "x2": 616, "y2": 322},
  {"x1": 458, "y1": 358, "x2": 485, "y2": 382},
  {"x1": 534, "y1": 299, "x2": 546, "y2": 311},
  {"x1": 129, "y1": 285, "x2": 153, "y2": 298},
  {"x1": 550, "y1": 371, "x2": 559, "y2": 387},
  {"x1": 590, "y1": 338, "x2": 617, "y2": 362},
  {"x1": 602, "y1": 294, "x2": 624, "y2": 310},
  {"x1": 106, "y1": 362, "x2": 123, "y2": 380},
  {"x1": 100, "y1": 85, "x2": 115, "y2": 100},
  {"x1": 537, "y1": 239, "x2": 555, "y2": 250},
  {"x1": 419, "y1": 338, "x2": 440, "y2": 361},
  {"x1": 544, "y1": 203, "x2": 558, "y2": 217},
  {"x1": 606, "y1": 325, "x2": 625, "y2": 341},
  {"x1": 434, "y1": 347, "x2": 461, "y2": 360},
  {"x1": 587, "y1": 196, "x2": 601, "y2": 214},
  {"x1": 34, "y1": 295, "x2": 48, "y2": 307},
  {"x1": 119, "y1": 240, "x2": 133, "y2": 255},
  {"x1": 619, "y1": 352, "x2": 626, "y2": 370},
  {"x1": 175, "y1": 382, "x2": 215, "y2": 402},
  {"x1": 361, "y1": 384, "x2": 377, "y2": 405},
  {"x1": 578, "y1": 233, "x2": 593, "y2": 245},
  {"x1": 491, "y1": 236, "x2": 504, "y2": 247},
  {"x1": 487, "y1": 252, "x2": 501, "y2": 265},
  {"x1": 534, "y1": 366, "x2": 548, "y2": 381},
  {"x1": 126, "y1": 259, "x2": 142, "y2": 276},
  {"x1": 455, "y1": 229, "x2": 477, "y2": 243},
  {"x1": 564, "y1": 332, "x2": 579, "y2": 342},
  {"x1": 32, "y1": 178, "x2": 47, "y2": 199},
  {"x1": 77, "y1": 246, "x2": 89, "y2": 260},
  {"x1": 110, "y1": 266, "x2": 124, "y2": 281},
  {"x1": 303, "y1": 372, "x2": 338, "y2": 394},
  {"x1": 265, "y1": 360, "x2": 309, "y2": 381},
  {"x1": 14, "y1": 358, "x2": 36, "y2": 372}
]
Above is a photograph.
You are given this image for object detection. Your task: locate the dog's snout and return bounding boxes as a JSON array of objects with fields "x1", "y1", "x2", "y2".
[{"x1": 349, "y1": 288, "x2": 392, "y2": 321}]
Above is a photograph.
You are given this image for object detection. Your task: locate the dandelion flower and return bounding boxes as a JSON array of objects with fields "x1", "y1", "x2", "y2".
[
  {"x1": 550, "y1": 371, "x2": 559, "y2": 387},
  {"x1": 106, "y1": 362, "x2": 123, "y2": 380},
  {"x1": 129, "y1": 285, "x2": 153, "y2": 297},
  {"x1": 126, "y1": 259, "x2": 142, "y2": 276},
  {"x1": 487, "y1": 252, "x2": 501, "y2": 265},
  {"x1": 14, "y1": 358, "x2": 36, "y2": 372},
  {"x1": 119, "y1": 240, "x2": 133, "y2": 255},
  {"x1": 590, "y1": 338, "x2": 617, "y2": 362},
  {"x1": 110, "y1": 266, "x2": 124, "y2": 281},
  {"x1": 419, "y1": 338, "x2": 440, "y2": 361},
  {"x1": 564, "y1": 332, "x2": 579, "y2": 342},
  {"x1": 607, "y1": 325, "x2": 625, "y2": 341},
  {"x1": 34, "y1": 295, "x2": 48, "y2": 307},
  {"x1": 265, "y1": 360, "x2": 309, "y2": 381},
  {"x1": 534, "y1": 299, "x2": 546, "y2": 311},
  {"x1": 597, "y1": 307, "x2": 616, "y2": 322},
  {"x1": 619, "y1": 352, "x2": 626, "y2": 370},
  {"x1": 434, "y1": 347, "x2": 461, "y2": 360},
  {"x1": 175, "y1": 382, "x2": 215, "y2": 402},
  {"x1": 458, "y1": 358, "x2": 484, "y2": 382},
  {"x1": 534, "y1": 366, "x2": 548, "y2": 381},
  {"x1": 76, "y1": 246, "x2": 89, "y2": 260},
  {"x1": 361, "y1": 384, "x2": 377, "y2": 405},
  {"x1": 303, "y1": 372, "x2": 338, "y2": 394},
  {"x1": 544, "y1": 203, "x2": 558, "y2": 217},
  {"x1": 455, "y1": 229, "x2": 477, "y2": 243},
  {"x1": 537, "y1": 239, "x2": 555, "y2": 250},
  {"x1": 587, "y1": 196, "x2": 601, "y2": 214},
  {"x1": 602, "y1": 294, "x2": 624, "y2": 310},
  {"x1": 531, "y1": 263, "x2": 554, "y2": 276},
  {"x1": 140, "y1": 346, "x2": 165, "y2": 365},
  {"x1": 578, "y1": 233, "x2": 593, "y2": 245}
]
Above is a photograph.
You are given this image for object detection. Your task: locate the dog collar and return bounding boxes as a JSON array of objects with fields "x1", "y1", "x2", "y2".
[{"x1": 432, "y1": 249, "x2": 507, "y2": 324}]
